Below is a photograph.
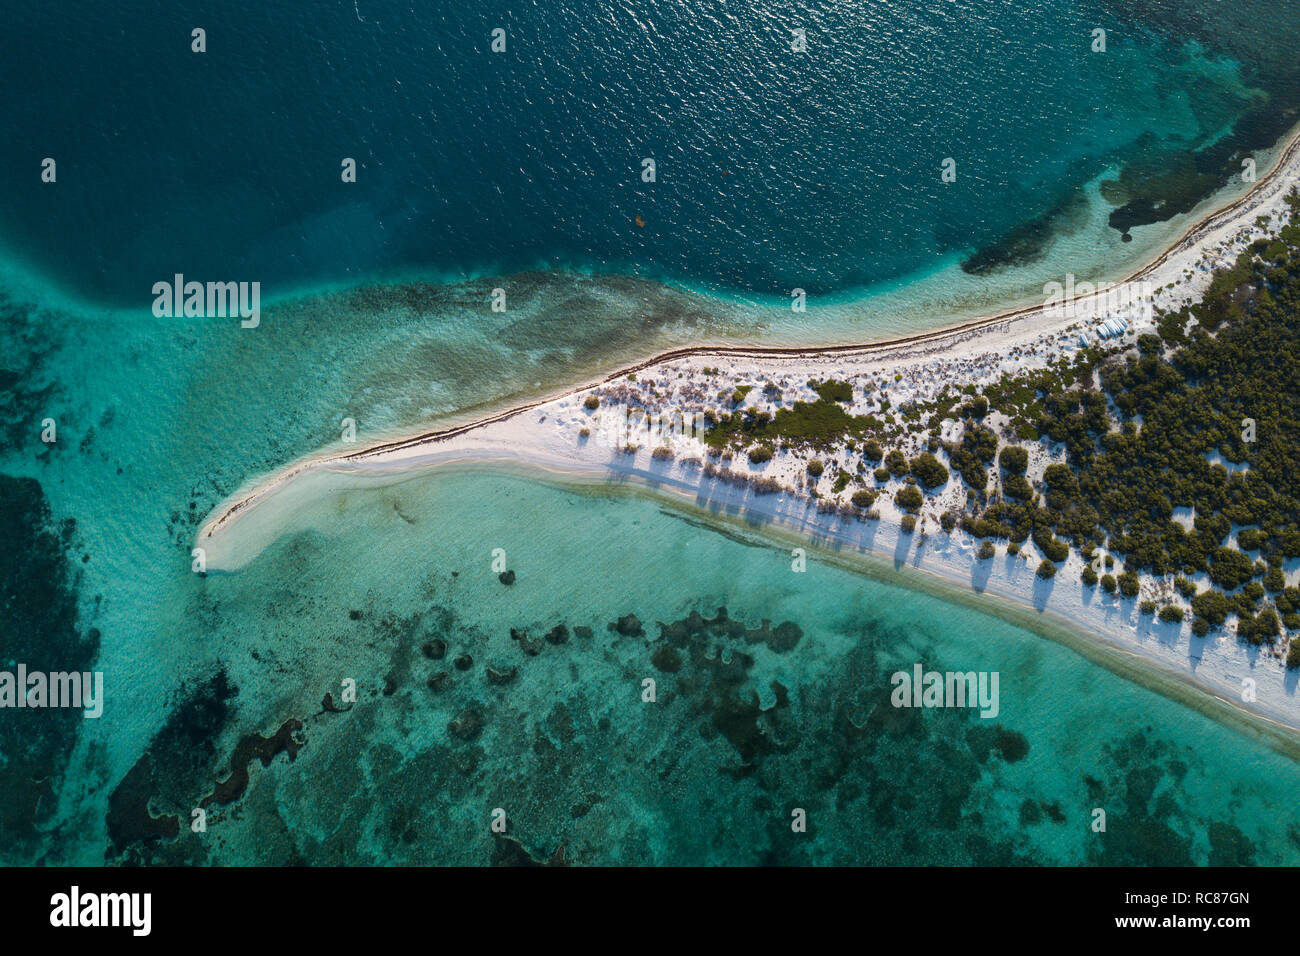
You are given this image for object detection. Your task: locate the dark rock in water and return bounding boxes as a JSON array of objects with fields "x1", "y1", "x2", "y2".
[
  {"x1": 511, "y1": 628, "x2": 543, "y2": 655},
  {"x1": 107, "y1": 754, "x2": 181, "y2": 849},
  {"x1": 610, "y1": 614, "x2": 643, "y2": 636},
  {"x1": 711, "y1": 691, "x2": 777, "y2": 765},
  {"x1": 491, "y1": 832, "x2": 568, "y2": 867},
  {"x1": 1019, "y1": 799, "x2": 1043, "y2": 826},
  {"x1": 544, "y1": 624, "x2": 569, "y2": 645},
  {"x1": 1207, "y1": 821, "x2": 1256, "y2": 866},
  {"x1": 499, "y1": 569, "x2": 516, "y2": 585},
  {"x1": 382, "y1": 674, "x2": 398, "y2": 696},
  {"x1": 203, "y1": 718, "x2": 304, "y2": 807},
  {"x1": 767, "y1": 620, "x2": 803, "y2": 653},
  {"x1": 486, "y1": 664, "x2": 518, "y2": 686},
  {"x1": 993, "y1": 728, "x2": 1029, "y2": 763},
  {"x1": 421, "y1": 638, "x2": 447, "y2": 660},
  {"x1": 966, "y1": 725, "x2": 1030, "y2": 764},
  {"x1": 707, "y1": 649, "x2": 754, "y2": 686},
  {"x1": 426, "y1": 671, "x2": 450, "y2": 692},
  {"x1": 321, "y1": 692, "x2": 351, "y2": 713},
  {"x1": 105, "y1": 669, "x2": 238, "y2": 858},
  {"x1": 574, "y1": 626, "x2": 593, "y2": 640},
  {"x1": 659, "y1": 619, "x2": 690, "y2": 645},
  {"x1": 1, "y1": 475, "x2": 101, "y2": 855},
  {"x1": 348, "y1": 609, "x2": 363, "y2": 620},
  {"x1": 1121, "y1": 232, "x2": 1133, "y2": 243},
  {"x1": 651, "y1": 645, "x2": 682, "y2": 672},
  {"x1": 448, "y1": 707, "x2": 485, "y2": 740},
  {"x1": 454, "y1": 653, "x2": 474, "y2": 671}
]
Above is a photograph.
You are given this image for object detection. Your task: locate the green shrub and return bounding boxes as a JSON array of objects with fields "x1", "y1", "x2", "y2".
[
  {"x1": 1081, "y1": 566, "x2": 1099, "y2": 587},
  {"x1": 1256, "y1": 607, "x2": 1281, "y2": 641},
  {"x1": 1033, "y1": 529, "x2": 1070, "y2": 563},
  {"x1": 1036, "y1": 559, "x2": 1057, "y2": 579},
  {"x1": 1117, "y1": 571, "x2": 1140, "y2": 598},
  {"x1": 1139, "y1": 600, "x2": 1157, "y2": 615},
  {"x1": 1208, "y1": 547, "x2": 1255, "y2": 590},
  {"x1": 1237, "y1": 528, "x2": 1267, "y2": 552},
  {"x1": 860, "y1": 439, "x2": 884, "y2": 463},
  {"x1": 748, "y1": 444, "x2": 773, "y2": 463},
  {"x1": 806, "y1": 459, "x2": 824, "y2": 477},
  {"x1": 909, "y1": 452, "x2": 949, "y2": 489},
  {"x1": 977, "y1": 540, "x2": 996, "y2": 560},
  {"x1": 851, "y1": 490, "x2": 875, "y2": 508},
  {"x1": 809, "y1": 378, "x2": 854, "y2": 403},
  {"x1": 1100, "y1": 574, "x2": 1117, "y2": 594},
  {"x1": 896, "y1": 485, "x2": 924, "y2": 513},
  {"x1": 1158, "y1": 605, "x2": 1185, "y2": 624},
  {"x1": 1002, "y1": 474, "x2": 1033, "y2": 501},
  {"x1": 901, "y1": 514, "x2": 917, "y2": 534},
  {"x1": 947, "y1": 424, "x2": 996, "y2": 490},
  {"x1": 874, "y1": 467, "x2": 890, "y2": 483},
  {"x1": 583, "y1": 395, "x2": 600, "y2": 410},
  {"x1": 885, "y1": 449, "x2": 908, "y2": 477},
  {"x1": 1289, "y1": 640, "x2": 1300, "y2": 669},
  {"x1": 998, "y1": 445, "x2": 1029, "y2": 475},
  {"x1": 1192, "y1": 590, "x2": 1232, "y2": 626},
  {"x1": 1042, "y1": 463, "x2": 1077, "y2": 494}
]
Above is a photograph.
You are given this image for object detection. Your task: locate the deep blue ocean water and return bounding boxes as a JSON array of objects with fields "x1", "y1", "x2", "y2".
[{"x1": 3, "y1": 0, "x2": 1296, "y2": 305}]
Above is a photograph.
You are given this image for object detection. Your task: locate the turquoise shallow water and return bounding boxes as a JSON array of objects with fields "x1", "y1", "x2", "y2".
[
  {"x1": 3, "y1": 0, "x2": 1300, "y2": 865},
  {"x1": 3, "y1": 268, "x2": 1300, "y2": 863},
  {"x1": 85, "y1": 470, "x2": 1300, "y2": 863}
]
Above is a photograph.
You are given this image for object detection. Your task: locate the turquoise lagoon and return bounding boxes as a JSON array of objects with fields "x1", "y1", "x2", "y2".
[{"x1": 3, "y1": 273, "x2": 1300, "y2": 863}]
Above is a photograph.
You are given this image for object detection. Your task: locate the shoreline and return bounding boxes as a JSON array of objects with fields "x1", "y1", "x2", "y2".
[
  {"x1": 196, "y1": 433, "x2": 1300, "y2": 751},
  {"x1": 201, "y1": 120, "x2": 1300, "y2": 538}
]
